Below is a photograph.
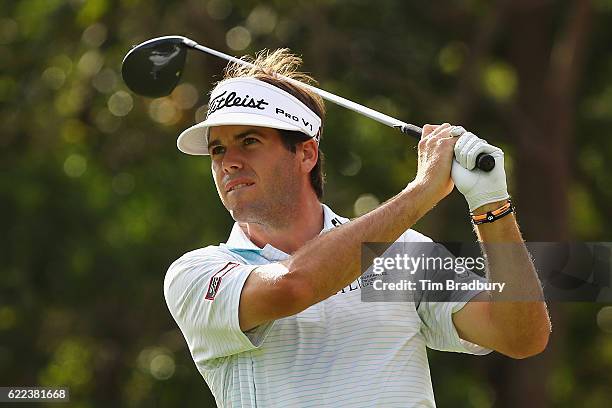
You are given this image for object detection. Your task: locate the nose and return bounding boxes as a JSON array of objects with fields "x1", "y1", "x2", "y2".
[{"x1": 221, "y1": 146, "x2": 244, "y2": 174}]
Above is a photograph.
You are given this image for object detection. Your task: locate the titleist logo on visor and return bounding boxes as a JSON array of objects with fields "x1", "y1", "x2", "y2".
[{"x1": 208, "y1": 91, "x2": 269, "y2": 116}]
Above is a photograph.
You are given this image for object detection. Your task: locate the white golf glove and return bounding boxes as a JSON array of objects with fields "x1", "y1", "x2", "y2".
[{"x1": 450, "y1": 127, "x2": 509, "y2": 211}]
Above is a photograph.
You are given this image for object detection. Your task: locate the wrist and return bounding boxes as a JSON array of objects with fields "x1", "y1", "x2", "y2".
[
  {"x1": 472, "y1": 199, "x2": 509, "y2": 215},
  {"x1": 470, "y1": 198, "x2": 515, "y2": 227},
  {"x1": 404, "y1": 181, "x2": 437, "y2": 218}
]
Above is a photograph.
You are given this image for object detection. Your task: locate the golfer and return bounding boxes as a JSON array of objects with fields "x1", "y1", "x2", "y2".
[{"x1": 164, "y1": 49, "x2": 550, "y2": 407}]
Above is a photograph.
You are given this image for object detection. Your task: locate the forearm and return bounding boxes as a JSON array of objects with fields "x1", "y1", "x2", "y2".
[
  {"x1": 282, "y1": 182, "x2": 433, "y2": 305},
  {"x1": 474, "y1": 201, "x2": 551, "y2": 351}
]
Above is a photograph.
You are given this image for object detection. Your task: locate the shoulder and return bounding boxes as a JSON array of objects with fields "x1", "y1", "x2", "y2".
[
  {"x1": 164, "y1": 245, "x2": 240, "y2": 298},
  {"x1": 166, "y1": 245, "x2": 228, "y2": 274},
  {"x1": 398, "y1": 228, "x2": 433, "y2": 243},
  {"x1": 170, "y1": 245, "x2": 233, "y2": 264}
]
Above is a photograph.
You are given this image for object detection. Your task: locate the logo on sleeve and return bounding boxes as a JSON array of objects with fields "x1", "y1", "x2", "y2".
[
  {"x1": 331, "y1": 217, "x2": 346, "y2": 227},
  {"x1": 205, "y1": 262, "x2": 240, "y2": 301}
]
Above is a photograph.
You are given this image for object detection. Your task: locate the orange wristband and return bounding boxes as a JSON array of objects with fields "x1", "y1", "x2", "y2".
[{"x1": 470, "y1": 199, "x2": 514, "y2": 225}]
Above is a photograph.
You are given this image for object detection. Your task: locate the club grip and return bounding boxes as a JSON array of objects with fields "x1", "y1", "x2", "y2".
[
  {"x1": 399, "y1": 124, "x2": 495, "y2": 172},
  {"x1": 475, "y1": 153, "x2": 495, "y2": 172}
]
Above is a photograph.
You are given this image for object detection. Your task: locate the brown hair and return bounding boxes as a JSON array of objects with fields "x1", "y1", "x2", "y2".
[{"x1": 221, "y1": 49, "x2": 326, "y2": 199}]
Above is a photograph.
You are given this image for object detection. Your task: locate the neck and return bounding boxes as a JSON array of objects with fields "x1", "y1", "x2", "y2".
[{"x1": 239, "y1": 195, "x2": 324, "y2": 254}]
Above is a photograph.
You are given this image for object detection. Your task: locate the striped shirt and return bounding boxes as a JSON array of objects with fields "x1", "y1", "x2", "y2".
[{"x1": 164, "y1": 204, "x2": 491, "y2": 407}]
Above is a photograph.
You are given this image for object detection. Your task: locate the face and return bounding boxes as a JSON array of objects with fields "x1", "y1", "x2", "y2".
[{"x1": 208, "y1": 125, "x2": 307, "y2": 226}]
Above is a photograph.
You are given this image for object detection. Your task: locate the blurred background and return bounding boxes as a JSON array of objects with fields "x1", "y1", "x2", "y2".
[{"x1": 1, "y1": 0, "x2": 611, "y2": 406}]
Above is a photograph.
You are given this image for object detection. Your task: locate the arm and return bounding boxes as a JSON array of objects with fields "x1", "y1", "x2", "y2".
[
  {"x1": 449, "y1": 131, "x2": 551, "y2": 358},
  {"x1": 452, "y1": 204, "x2": 551, "y2": 359},
  {"x1": 239, "y1": 181, "x2": 434, "y2": 331},
  {"x1": 239, "y1": 124, "x2": 457, "y2": 331}
]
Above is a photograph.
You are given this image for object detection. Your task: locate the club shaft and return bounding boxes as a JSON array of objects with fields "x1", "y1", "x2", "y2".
[
  {"x1": 182, "y1": 38, "x2": 494, "y2": 171},
  {"x1": 184, "y1": 39, "x2": 422, "y2": 138}
]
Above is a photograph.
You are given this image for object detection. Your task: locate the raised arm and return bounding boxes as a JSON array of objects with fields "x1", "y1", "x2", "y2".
[
  {"x1": 239, "y1": 124, "x2": 459, "y2": 331},
  {"x1": 451, "y1": 204, "x2": 551, "y2": 359},
  {"x1": 450, "y1": 131, "x2": 551, "y2": 358}
]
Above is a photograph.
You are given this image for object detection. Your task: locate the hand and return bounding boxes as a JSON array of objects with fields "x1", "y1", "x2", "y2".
[
  {"x1": 412, "y1": 123, "x2": 459, "y2": 208},
  {"x1": 450, "y1": 129, "x2": 509, "y2": 211}
]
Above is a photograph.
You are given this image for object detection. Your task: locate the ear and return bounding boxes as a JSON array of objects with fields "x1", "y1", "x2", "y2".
[{"x1": 298, "y1": 138, "x2": 318, "y2": 174}]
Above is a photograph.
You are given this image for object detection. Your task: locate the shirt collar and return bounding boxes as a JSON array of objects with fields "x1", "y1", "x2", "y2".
[{"x1": 224, "y1": 203, "x2": 349, "y2": 256}]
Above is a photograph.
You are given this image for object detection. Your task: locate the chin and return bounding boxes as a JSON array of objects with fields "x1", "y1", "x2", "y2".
[
  {"x1": 228, "y1": 200, "x2": 274, "y2": 224},
  {"x1": 227, "y1": 202, "x2": 257, "y2": 223}
]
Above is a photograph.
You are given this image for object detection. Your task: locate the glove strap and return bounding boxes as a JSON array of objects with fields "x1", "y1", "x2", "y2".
[{"x1": 470, "y1": 199, "x2": 514, "y2": 225}]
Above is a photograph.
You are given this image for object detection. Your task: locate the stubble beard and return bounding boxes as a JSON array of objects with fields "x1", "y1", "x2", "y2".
[{"x1": 226, "y1": 163, "x2": 302, "y2": 230}]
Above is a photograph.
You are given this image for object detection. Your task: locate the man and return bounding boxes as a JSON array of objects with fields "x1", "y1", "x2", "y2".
[{"x1": 164, "y1": 49, "x2": 551, "y2": 407}]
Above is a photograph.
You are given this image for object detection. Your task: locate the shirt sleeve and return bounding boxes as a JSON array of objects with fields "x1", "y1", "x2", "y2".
[
  {"x1": 163, "y1": 248, "x2": 275, "y2": 361},
  {"x1": 417, "y1": 294, "x2": 492, "y2": 355},
  {"x1": 397, "y1": 231, "x2": 492, "y2": 355}
]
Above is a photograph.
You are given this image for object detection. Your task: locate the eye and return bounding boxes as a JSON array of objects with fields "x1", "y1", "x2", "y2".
[
  {"x1": 210, "y1": 145, "x2": 225, "y2": 156},
  {"x1": 243, "y1": 137, "x2": 259, "y2": 146}
]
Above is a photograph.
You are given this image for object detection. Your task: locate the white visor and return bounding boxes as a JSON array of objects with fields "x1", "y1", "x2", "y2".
[{"x1": 177, "y1": 77, "x2": 322, "y2": 155}]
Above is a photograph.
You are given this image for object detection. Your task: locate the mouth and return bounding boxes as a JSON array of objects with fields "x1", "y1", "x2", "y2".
[{"x1": 226, "y1": 182, "x2": 255, "y2": 193}]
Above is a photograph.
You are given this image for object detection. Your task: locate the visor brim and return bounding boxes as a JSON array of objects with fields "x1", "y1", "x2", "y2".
[{"x1": 177, "y1": 112, "x2": 307, "y2": 155}]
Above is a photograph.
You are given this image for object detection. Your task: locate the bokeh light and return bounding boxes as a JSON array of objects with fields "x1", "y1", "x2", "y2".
[
  {"x1": 50, "y1": 55, "x2": 73, "y2": 76},
  {"x1": 137, "y1": 347, "x2": 175, "y2": 380},
  {"x1": 226, "y1": 26, "x2": 252, "y2": 51},
  {"x1": 108, "y1": 90, "x2": 133, "y2": 117},
  {"x1": 171, "y1": 83, "x2": 199, "y2": 110},
  {"x1": 438, "y1": 42, "x2": 467, "y2": 74},
  {"x1": 246, "y1": 6, "x2": 278, "y2": 35},
  {"x1": 92, "y1": 68, "x2": 117, "y2": 93},
  {"x1": 148, "y1": 98, "x2": 180, "y2": 125},
  {"x1": 596, "y1": 306, "x2": 612, "y2": 334},
  {"x1": 354, "y1": 194, "x2": 380, "y2": 217},
  {"x1": 340, "y1": 152, "x2": 362, "y2": 176},
  {"x1": 63, "y1": 154, "x2": 87, "y2": 178},
  {"x1": 77, "y1": 50, "x2": 104, "y2": 77},
  {"x1": 42, "y1": 66, "x2": 66, "y2": 89},
  {"x1": 482, "y1": 62, "x2": 517, "y2": 101},
  {"x1": 54, "y1": 85, "x2": 87, "y2": 116},
  {"x1": 150, "y1": 354, "x2": 175, "y2": 380},
  {"x1": 81, "y1": 22, "x2": 107, "y2": 48}
]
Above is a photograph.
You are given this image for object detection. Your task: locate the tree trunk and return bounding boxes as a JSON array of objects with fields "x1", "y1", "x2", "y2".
[{"x1": 493, "y1": 1, "x2": 592, "y2": 407}]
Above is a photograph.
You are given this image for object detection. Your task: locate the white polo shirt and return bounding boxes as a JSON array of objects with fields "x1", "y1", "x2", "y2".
[{"x1": 164, "y1": 204, "x2": 491, "y2": 407}]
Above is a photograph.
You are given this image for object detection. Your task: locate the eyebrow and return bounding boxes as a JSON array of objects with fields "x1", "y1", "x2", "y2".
[{"x1": 207, "y1": 129, "x2": 263, "y2": 150}]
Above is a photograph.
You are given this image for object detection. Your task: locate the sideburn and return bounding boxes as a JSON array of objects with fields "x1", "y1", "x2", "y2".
[{"x1": 278, "y1": 130, "x2": 325, "y2": 199}]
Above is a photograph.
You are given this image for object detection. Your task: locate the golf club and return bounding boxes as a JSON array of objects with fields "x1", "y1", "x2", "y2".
[{"x1": 121, "y1": 35, "x2": 495, "y2": 171}]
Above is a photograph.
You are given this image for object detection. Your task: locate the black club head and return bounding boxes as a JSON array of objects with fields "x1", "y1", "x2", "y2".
[{"x1": 121, "y1": 36, "x2": 189, "y2": 98}]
